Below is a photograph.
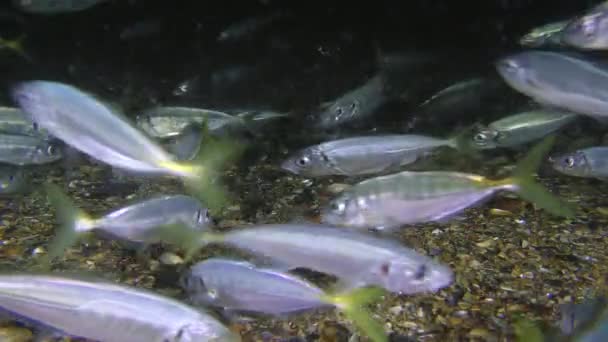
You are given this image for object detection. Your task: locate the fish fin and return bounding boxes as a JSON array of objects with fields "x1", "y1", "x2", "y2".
[
  {"x1": 323, "y1": 287, "x2": 388, "y2": 342},
  {"x1": 510, "y1": 135, "x2": 576, "y2": 218},
  {"x1": 513, "y1": 318, "x2": 545, "y2": 342},
  {"x1": 168, "y1": 135, "x2": 245, "y2": 214},
  {"x1": 41, "y1": 183, "x2": 93, "y2": 266}
]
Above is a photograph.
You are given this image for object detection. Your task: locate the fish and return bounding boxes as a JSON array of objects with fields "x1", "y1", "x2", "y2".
[
  {"x1": 43, "y1": 183, "x2": 211, "y2": 261},
  {"x1": 0, "y1": 133, "x2": 61, "y2": 165},
  {"x1": 155, "y1": 223, "x2": 454, "y2": 295},
  {"x1": 12, "y1": 81, "x2": 240, "y2": 211},
  {"x1": 471, "y1": 110, "x2": 578, "y2": 149},
  {"x1": 281, "y1": 133, "x2": 467, "y2": 177},
  {"x1": 164, "y1": 124, "x2": 203, "y2": 161},
  {"x1": 316, "y1": 73, "x2": 388, "y2": 129},
  {"x1": 12, "y1": 0, "x2": 108, "y2": 14},
  {"x1": 550, "y1": 146, "x2": 608, "y2": 179},
  {"x1": 496, "y1": 51, "x2": 608, "y2": 120},
  {"x1": 136, "y1": 106, "x2": 286, "y2": 138},
  {"x1": 562, "y1": 2, "x2": 608, "y2": 50},
  {"x1": 182, "y1": 258, "x2": 387, "y2": 342},
  {"x1": 0, "y1": 274, "x2": 239, "y2": 342},
  {"x1": 217, "y1": 10, "x2": 287, "y2": 42},
  {"x1": 321, "y1": 136, "x2": 575, "y2": 230},
  {"x1": 0, "y1": 106, "x2": 49, "y2": 138},
  {"x1": 520, "y1": 20, "x2": 569, "y2": 47}
]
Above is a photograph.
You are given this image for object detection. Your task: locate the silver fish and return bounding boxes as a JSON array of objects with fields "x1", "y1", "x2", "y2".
[
  {"x1": 317, "y1": 74, "x2": 388, "y2": 129},
  {"x1": 12, "y1": 0, "x2": 108, "y2": 14},
  {"x1": 197, "y1": 223, "x2": 454, "y2": 295},
  {"x1": 0, "y1": 106, "x2": 49, "y2": 138},
  {"x1": 472, "y1": 110, "x2": 578, "y2": 149},
  {"x1": 281, "y1": 134, "x2": 459, "y2": 177},
  {"x1": 551, "y1": 146, "x2": 608, "y2": 179},
  {"x1": 322, "y1": 136, "x2": 573, "y2": 229},
  {"x1": 0, "y1": 133, "x2": 61, "y2": 165},
  {"x1": 520, "y1": 20, "x2": 568, "y2": 47},
  {"x1": 11, "y1": 81, "x2": 201, "y2": 179},
  {"x1": 44, "y1": 185, "x2": 211, "y2": 261},
  {"x1": 165, "y1": 124, "x2": 203, "y2": 161},
  {"x1": 183, "y1": 258, "x2": 329, "y2": 315},
  {"x1": 562, "y1": 2, "x2": 608, "y2": 50},
  {"x1": 0, "y1": 274, "x2": 239, "y2": 342},
  {"x1": 496, "y1": 51, "x2": 608, "y2": 120}
]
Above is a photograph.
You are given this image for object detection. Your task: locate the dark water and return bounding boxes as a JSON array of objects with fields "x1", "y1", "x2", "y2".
[{"x1": 0, "y1": 0, "x2": 607, "y2": 341}]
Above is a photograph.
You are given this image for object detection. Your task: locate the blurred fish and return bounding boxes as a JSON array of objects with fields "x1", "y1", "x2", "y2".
[
  {"x1": 496, "y1": 51, "x2": 608, "y2": 120},
  {"x1": 0, "y1": 106, "x2": 49, "y2": 138},
  {"x1": 12, "y1": 0, "x2": 108, "y2": 14},
  {"x1": 12, "y1": 81, "x2": 240, "y2": 211},
  {"x1": 281, "y1": 133, "x2": 467, "y2": 177},
  {"x1": 551, "y1": 146, "x2": 608, "y2": 179},
  {"x1": 562, "y1": 2, "x2": 608, "y2": 50},
  {"x1": 120, "y1": 18, "x2": 162, "y2": 40},
  {"x1": 0, "y1": 133, "x2": 61, "y2": 165},
  {"x1": 217, "y1": 10, "x2": 287, "y2": 42},
  {"x1": 165, "y1": 124, "x2": 203, "y2": 161},
  {"x1": 158, "y1": 223, "x2": 454, "y2": 295},
  {"x1": 43, "y1": 183, "x2": 211, "y2": 260},
  {"x1": 520, "y1": 20, "x2": 568, "y2": 47},
  {"x1": 472, "y1": 110, "x2": 578, "y2": 149},
  {"x1": 0, "y1": 165, "x2": 27, "y2": 195},
  {"x1": 322, "y1": 136, "x2": 574, "y2": 230},
  {"x1": 137, "y1": 106, "x2": 286, "y2": 138},
  {"x1": 182, "y1": 258, "x2": 387, "y2": 342},
  {"x1": 0, "y1": 274, "x2": 239, "y2": 342},
  {"x1": 317, "y1": 73, "x2": 388, "y2": 129}
]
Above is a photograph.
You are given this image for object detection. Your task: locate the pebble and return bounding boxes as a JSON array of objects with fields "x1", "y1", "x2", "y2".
[{"x1": 159, "y1": 252, "x2": 184, "y2": 265}]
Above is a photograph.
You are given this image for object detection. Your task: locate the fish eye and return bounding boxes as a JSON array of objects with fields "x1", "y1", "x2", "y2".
[
  {"x1": 207, "y1": 288, "x2": 219, "y2": 299},
  {"x1": 297, "y1": 156, "x2": 309, "y2": 166},
  {"x1": 565, "y1": 156, "x2": 575, "y2": 168},
  {"x1": 414, "y1": 264, "x2": 427, "y2": 280},
  {"x1": 473, "y1": 133, "x2": 487, "y2": 142},
  {"x1": 46, "y1": 145, "x2": 56, "y2": 156},
  {"x1": 330, "y1": 201, "x2": 346, "y2": 213}
]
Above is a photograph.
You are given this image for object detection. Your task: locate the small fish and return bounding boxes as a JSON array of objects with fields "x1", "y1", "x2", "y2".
[
  {"x1": 317, "y1": 73, "x2": 388, "y2": 129},
  {"x1": 551, "y1": 146, "x2": 608, "y2": 179},
  {"x1": 562, "y1": 2, "x2": 608, "y2": 50},
  {"x1": 182, "y1": 258, "x2": 387, "y2": 342},
  {"x1": 496, "y1": 51, "x2": 608, "y2": 120},
  {"x1": 520, "y1": 20, "x2": 569, "y2": 47},
  {"x1": 321, "y1": 136, "x2": 574, "y2": 230},
  {"x1": 12, "y1": 0, "x2": 108, "y2": 14},
  {"x1": 0, "y1": 106, "x2": 49, "y2": 138},
  {"x1": 156, "y1": 223, "x2": 454, "y2": 295},
  {"x1": 43, "y1": 183, "x2": 211, "y2": 261},
  {"x1": 472, "y1": 110, "x2": 578, "y2": 149},
  {"x1": 281, "y1": 133, "x2": 466, "y2": 177},
  {"x1": 0, "y1": 133, "x2": 61, "y2": 165},
  {"x1": 0, "y1": 274, "x2": 239, "y2": 342},
  {"x1": 217, "y1": 10, "x2": 287, "y2": 42},
  {"x1": 137, "y1": 106, "x2": 285, "y2": 138},
  {"x1": 12, "y1": 81, "x2": 240, "y2": 211}
]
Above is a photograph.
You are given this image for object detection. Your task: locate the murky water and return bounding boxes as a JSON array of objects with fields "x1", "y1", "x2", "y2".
[{"x1": 0, "y1": 1, "x2": 607, "y2": 341}]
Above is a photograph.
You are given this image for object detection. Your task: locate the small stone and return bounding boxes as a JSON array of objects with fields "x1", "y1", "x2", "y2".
[
  {"x1": 159, "y1": 252, "x2": 184, "y2": 265},
  {"x1": 327, "y1": 183, "x2": 350, "y2": 194},
  {"x1": 0, "y1": 326, "x2": 33, "y2": 342},
  {"x1": 31, "y1": 246, "x2": 45, "y2": 256},
  {"x1": 476, "y1": 238, "x2": 495, "y2": 248},
  {"x1": 388, "y1": 305, "x2": 403, "y2": 315},
  {"x1": 468, "y1": 328, "x2": 490, "y2": 338},
  {"x1": 489, "y1": 208, "x2": 512, "y2": 216},
  {"x1": 521, "y1": 240, "x2": 529, "y2": 248}
]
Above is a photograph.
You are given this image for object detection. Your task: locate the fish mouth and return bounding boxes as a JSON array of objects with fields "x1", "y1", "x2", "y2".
[{"x1": 279, "y1": 159, "x2": 297, "y2": 174}]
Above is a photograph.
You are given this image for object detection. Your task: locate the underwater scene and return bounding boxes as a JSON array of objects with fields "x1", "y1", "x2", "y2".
[{"x1": 0, "y1": 0, "x2": 608, "y2": 341}]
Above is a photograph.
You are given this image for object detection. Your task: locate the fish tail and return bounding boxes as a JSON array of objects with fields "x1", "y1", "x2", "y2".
[
  {"x1": 167, "y1": 137, "x2": 245, "y2": 213},
  {"x1": 322, "y1": 287, "x2": 388, "y2": 342},
  {"x1": 42, "y1": 183, "x2": 94, "y2": 264},
  {"x1": 5, "y1": 34, "x2": 31, "y2": 61},
  {"x1": 509, "y1": 135, "x2": 576, "y2": 218},
  {"x1": 145, "y1": 225, "x2": 218, "y2": 262}
]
